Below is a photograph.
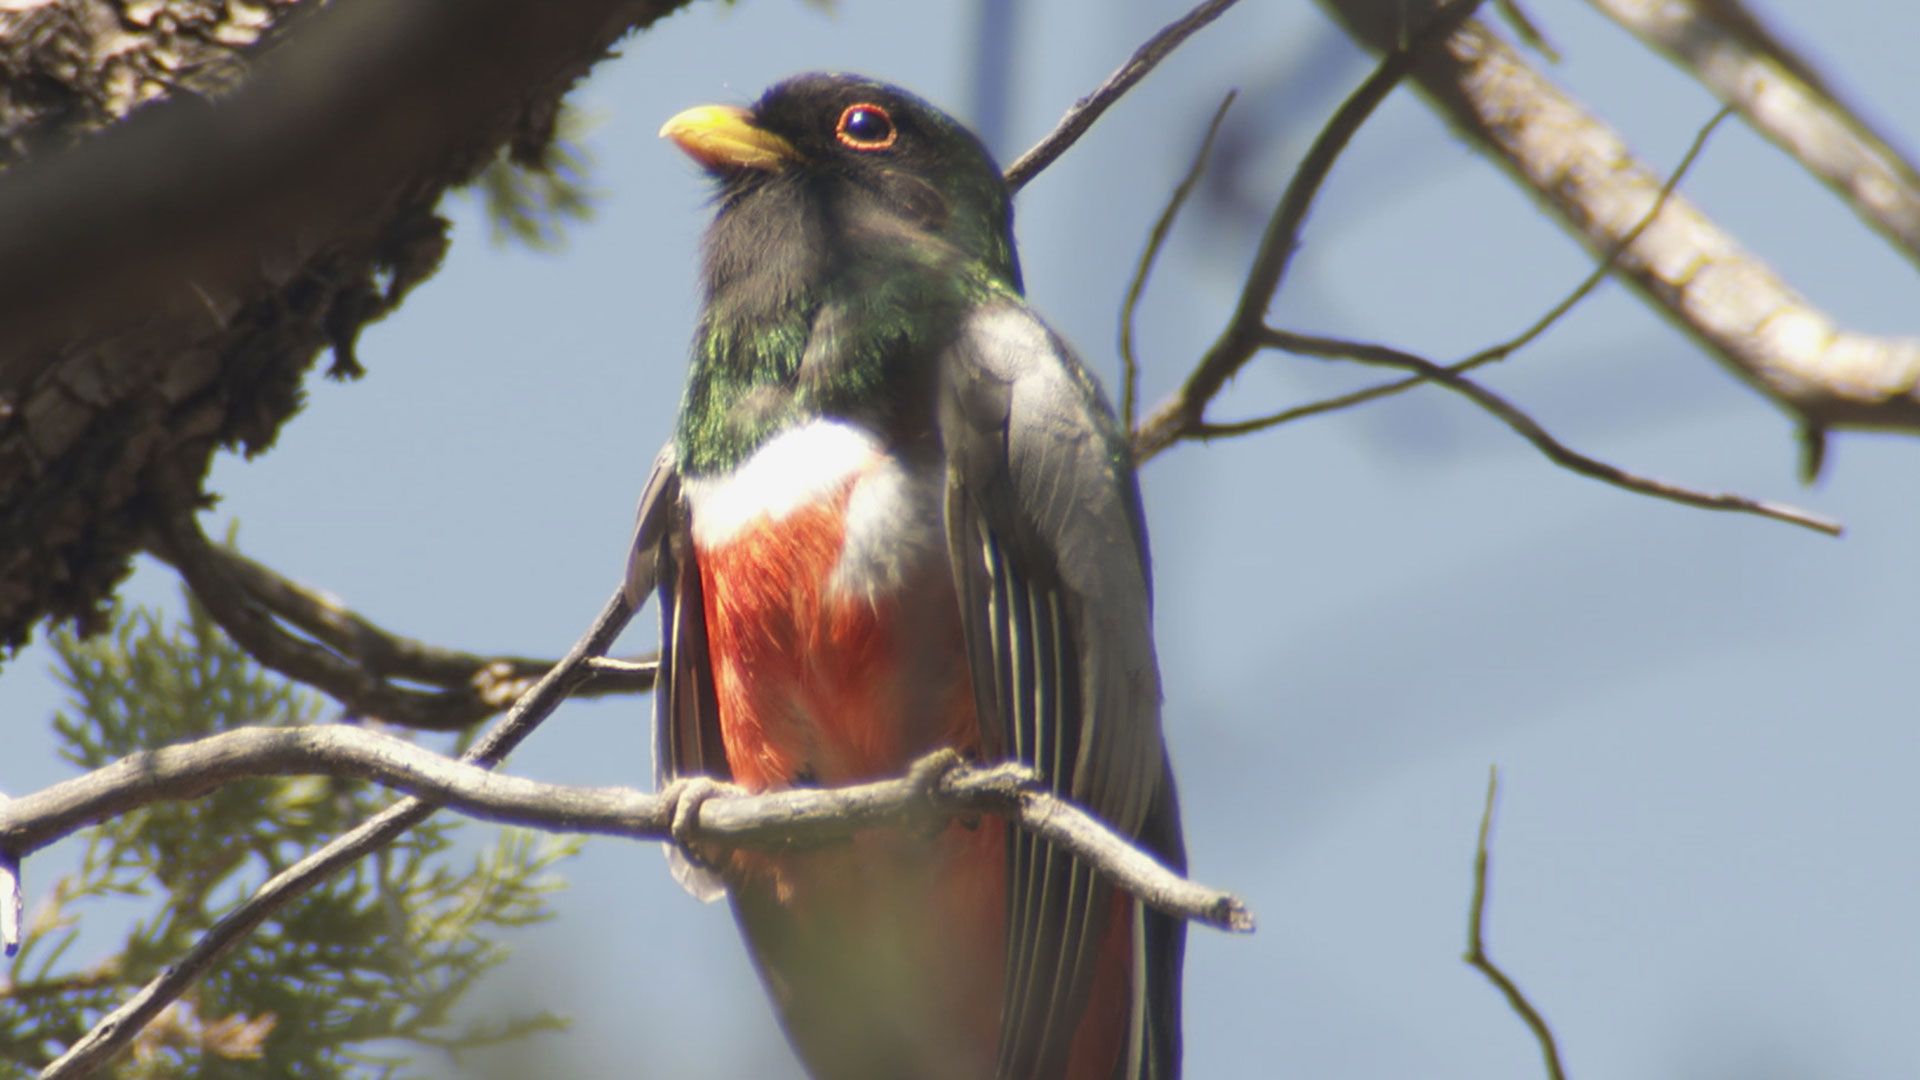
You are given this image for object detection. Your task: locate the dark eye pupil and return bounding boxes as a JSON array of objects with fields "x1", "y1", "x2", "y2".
[{"x1": 844, "y1": 108, "x2": 889, "y2": 142}]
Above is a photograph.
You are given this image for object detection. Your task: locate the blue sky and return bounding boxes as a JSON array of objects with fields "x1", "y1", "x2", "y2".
[{"x1": 5, "y1": 1, "x2": 1918, "y2": 1076}]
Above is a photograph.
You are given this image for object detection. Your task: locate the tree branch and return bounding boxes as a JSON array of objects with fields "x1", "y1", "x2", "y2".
[
  {"x1": 1589, "y1": 0, "x2": 1920, "y2": 272},
  {"x1": 1003, "y1": 0, "x2": 1243, "y2": 191},
  {"x1": 1131, "y1": 0, "x2": 1487, "y2": 462},
  {"x1": 1256, "y1": 328, "x2": 1841, "y2": 535},
  {"x1": 30, "y1": 585, "x2": 636, "y2": 1080},
  {"x1": 1121, "y1": 91, "x2": 1237, "y2": 434},
  {"x1": 1466, "y1": 766, "x2": 1568, "y2": 1080},
  {"x1": 1246, "y1": 105, "x2": 1734, "y2": 433},
  {"x1": 145, "y1": 496, "x2": 654, "y2": 730},
  {"x1": 1, "y1": 732, "x2": 1251, "y2": 938},
  {"x1": 1318, "y1": 1, "x2": 1920, "y2": 437}
]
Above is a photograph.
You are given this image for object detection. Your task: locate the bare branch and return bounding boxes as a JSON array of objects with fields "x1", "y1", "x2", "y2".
[
  {"x1": 1223, "y1": 105, "x2": 1735, "y2": 432},
  {"x1": 1003, "y1": 0, "x2": 1243, "y2": 191},
  {"x1": 1, "y1": 837, "x2": 18, "y2": 957},
  {"x1": 1121, "y1": 91, "x2": 1237, "y2": 433},
  {"x1": 1590, "y1": 0, "x2": 1920, "y2": 270},
  {"x1": 33, "y1": 585, "x2": 636, "y2": 1080},
  {"x1": 146, "y1": 498, "x2": 654, "y2": 731},
  {"x1": 1318, "y1": 4, "x2": 1920, "y2": 434},
  {"x1": 1, "y1": 732, "x2": 1250, "y2": 939},
  {"x1": 1254, "y1": 328, "x2": 1842, "y2": 535},
  {"x1": 1131, "y1": 0, "x2": 1487, "y2": 462},
  {"x1": 1466, "y1": 766, "x2": 1568, "y2": 1080}
]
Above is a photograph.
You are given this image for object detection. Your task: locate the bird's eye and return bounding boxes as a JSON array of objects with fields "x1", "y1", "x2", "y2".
[{"x1": 835, "y1": 104, "x2": 897, "y2": 151}]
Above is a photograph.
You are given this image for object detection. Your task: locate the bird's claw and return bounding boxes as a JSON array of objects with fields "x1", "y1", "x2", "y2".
[{"x1": 660, "y1": 775, "x2": 739, "y2": 874}]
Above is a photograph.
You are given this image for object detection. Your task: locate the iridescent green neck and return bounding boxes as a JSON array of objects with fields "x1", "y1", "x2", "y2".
[{"x1": 674, "y1": 254, "x2": 1017, "y2": 476}]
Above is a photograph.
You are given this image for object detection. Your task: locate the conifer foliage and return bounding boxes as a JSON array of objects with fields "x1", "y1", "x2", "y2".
[{"x1": 2, "y1": 600, "x2": 578, "y2": 1078}]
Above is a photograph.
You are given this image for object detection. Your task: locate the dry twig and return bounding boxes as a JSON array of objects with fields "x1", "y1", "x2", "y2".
[
  {"x1": 1256, "y1": 329, "x2": 1842, "y2": 534},
  {"x1": 1255, "y1": 105, "x2": 1734, "y2": 432},
  {"x1": 146, "y1": 498, "x2": 654, "y2": 731},
  {"x1": 1003, "y1": 0, "x2": 1243, "y2": 191},
  {"x1": 1466, "y1": 767, "x2": 1568, "y2": 1080},
  {"x1": 1130, "y1": 0, "x2": 1487, "y2": 462},
  {"x1": 1120, "y1": 91, "x2": 1237, "y2": 433}
]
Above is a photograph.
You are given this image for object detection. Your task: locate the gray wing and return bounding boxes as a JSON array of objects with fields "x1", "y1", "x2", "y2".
[
  {"x1": 625, "y1": 445, "x2": 730, "y2": 902},
  {"x1": 938, "y1": 302, "x2": 1187, "y2": 1080}
]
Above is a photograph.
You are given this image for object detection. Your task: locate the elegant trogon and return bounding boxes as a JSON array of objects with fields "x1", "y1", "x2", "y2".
[{"x1": 624, "y1": 73, "x2": 1186, "y2": 1080}]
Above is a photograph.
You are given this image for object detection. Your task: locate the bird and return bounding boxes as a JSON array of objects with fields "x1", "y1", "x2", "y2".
[{"x1": 624, "y1": 72, "x2": 1186, "y2": 1080}]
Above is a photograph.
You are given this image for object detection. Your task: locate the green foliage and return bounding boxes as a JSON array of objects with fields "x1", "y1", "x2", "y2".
[
  {"x1": 1, "y1": 600, "x2": 580, "y2": 1079},
  {"x1": 469, "y1": 105, "x2": 599, "y2": 252}
]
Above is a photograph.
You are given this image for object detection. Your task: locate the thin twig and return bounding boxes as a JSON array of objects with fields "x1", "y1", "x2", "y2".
[
  {"x1": 1251, "y1": 328, "x2": 1841, "y2": 535},
  {"x1": 1258, "y1": 105, "x2": 1735, "y2": 432},
  {"x1": 1131, "y1": 0, "x2": 1486, "y2": 461},
  {"x1": 1121, "y1": 91, "x2": 1236, "y2": 433},
  {"x1": 1, "y1": 839, "x2": 18, "y2": 957},
  {"x1": 1466, "y1": 766, "x2": 1567, "y2": 1080},
  {"x1": 35, "y1": 587, "x2": 636, "y2": 1080},
  {"x1": 1495, "y1": 0, "x2": 1559, "y2": 62},
  {"x1": 1003, "y1": 0, "x2": 1242, "y2": 191},
  {"x1": 147, "y1": 505, "x2": 654, "y2": 731},
  {"x1": 0, "y1": 734, "x2": 1252, "y2": 937}
]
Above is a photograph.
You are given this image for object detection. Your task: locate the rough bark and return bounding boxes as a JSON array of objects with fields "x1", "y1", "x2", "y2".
[{"x1": 0, "y1": 0, "x2": 699, "y2": 652}]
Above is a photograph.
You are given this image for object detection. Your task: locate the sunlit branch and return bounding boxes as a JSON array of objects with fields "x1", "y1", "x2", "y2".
[{"x1": 1, "y1": 737, "x2": 1251, "y2": 939}]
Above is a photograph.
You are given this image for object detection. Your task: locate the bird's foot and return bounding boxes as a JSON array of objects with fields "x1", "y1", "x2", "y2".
[{"x1": 659, "y1": 775, "x2": 740, "y2": 874}]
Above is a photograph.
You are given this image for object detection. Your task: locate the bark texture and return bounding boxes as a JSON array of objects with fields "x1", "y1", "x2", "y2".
[{"x1": 0, "y1": 0, "x2": 697, "y2": 651}]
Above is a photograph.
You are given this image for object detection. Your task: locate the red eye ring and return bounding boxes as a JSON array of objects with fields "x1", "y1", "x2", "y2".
[{"x1": 835, "y1": 103, "x2": 897, "y2": 151}]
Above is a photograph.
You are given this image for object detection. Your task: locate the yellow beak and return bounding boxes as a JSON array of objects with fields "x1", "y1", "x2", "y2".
[{"x1": 659, "y1": 104, "x2": 798, "y2": 172}]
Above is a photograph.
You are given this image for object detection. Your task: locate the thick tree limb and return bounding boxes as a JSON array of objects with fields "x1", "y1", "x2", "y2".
[
  {"x1": 29, "y1": 585, "x2": 635, "y2": 1080},
  {"x1": 1317, "y1": 0, "x2": 1920, "y2": 436},
  {"x1": 0, "y1": 731, "x2": 1251, "y2": 937},
  {"x1": 146, "y1": 497, "x2": 655, "y2": 730},
  {"x1": 1589, "y1": 0, "x2": 1920, "y2": 272},
  {"x1": 0, "y1": 0, "x2": 702, "y2": 652}
]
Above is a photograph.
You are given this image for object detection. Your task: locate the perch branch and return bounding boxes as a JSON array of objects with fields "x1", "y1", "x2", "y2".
[{"x1": 0, "y1": 734, "x2": 1249, "y2": 936}]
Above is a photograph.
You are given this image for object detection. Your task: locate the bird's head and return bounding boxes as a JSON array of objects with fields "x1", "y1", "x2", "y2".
[{"x1": 661, "y1": 73, "x2": 1023, "y2": 299}]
